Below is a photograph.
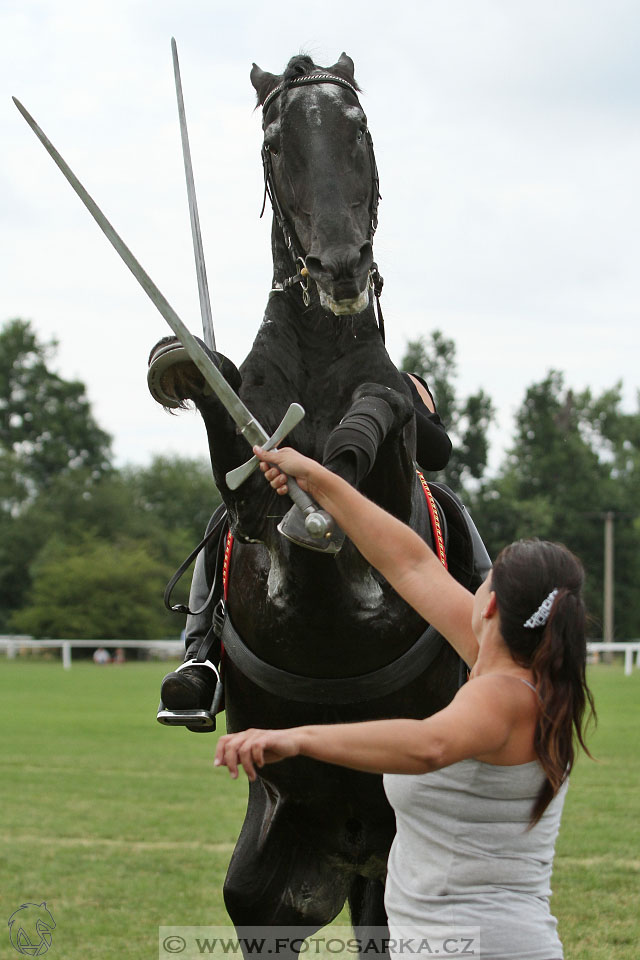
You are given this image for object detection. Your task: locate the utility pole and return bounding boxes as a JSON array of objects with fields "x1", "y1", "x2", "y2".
[{"x1": 603, "y1": 511, "x2": 614, "y2": 645}]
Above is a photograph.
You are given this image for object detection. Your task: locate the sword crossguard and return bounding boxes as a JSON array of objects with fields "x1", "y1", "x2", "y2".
[
  {"x1": 225, "y1": 403, "x2": 341, "y2": 544},
  {"x1": 225, "y1": 402, "x2": 306, "y2": 490}
]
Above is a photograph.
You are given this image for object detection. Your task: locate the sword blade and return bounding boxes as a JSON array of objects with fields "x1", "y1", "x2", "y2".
[
  {"x1": 12, "y1": 96, "x2": 260, "y2": 439},
  {"x1": 171, "y1": 37, "x2": 216, "y2": 352}
]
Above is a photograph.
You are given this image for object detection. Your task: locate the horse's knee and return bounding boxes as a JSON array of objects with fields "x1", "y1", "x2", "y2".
[
  {"x1": 351, "y1": 382, "x2": 413, "y2": 425},
  {"x1": 322, "y1": 385, "x2": 411, "y2": 484}
]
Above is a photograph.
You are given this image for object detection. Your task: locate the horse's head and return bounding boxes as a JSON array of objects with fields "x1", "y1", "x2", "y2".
[{"x1": 251, "y1": 53, "x2": 380, "y2": 317}]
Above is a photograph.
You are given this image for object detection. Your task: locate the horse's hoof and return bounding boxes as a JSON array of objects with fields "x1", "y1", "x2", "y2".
[
  {"x1": 277, "y1": 505, "x2": 345, "y2": 555},
  {"x1": 147, "y1": 337, "x2": 191, "y2": 408},
  {"x1": 161, "y1": 666, "x2": 217, "y2": 710},
  {"x1": 147, "y1": 336, "x2": 242, "y2": 408}
]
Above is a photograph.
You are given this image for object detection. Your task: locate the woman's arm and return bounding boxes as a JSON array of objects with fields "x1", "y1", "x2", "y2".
[
  {"x1": 214, "y1": 676, "x2": 518, "y2": 781},
  {"x1": 254, "y1": 445, "x2": 479, "y2": 668},
  {"x1": 406, "y1": 374, "x2": 436, "y2": 412}
]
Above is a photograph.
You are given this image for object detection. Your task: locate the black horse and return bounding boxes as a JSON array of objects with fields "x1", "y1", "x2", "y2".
[{"x1": 150, "y1": 53, "x2": 488, "y2": 947}]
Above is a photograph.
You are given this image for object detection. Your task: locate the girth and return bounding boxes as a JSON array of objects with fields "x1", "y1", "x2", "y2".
[{"x1": 220, "y1": 612, "x2": 442, "y2": 704}]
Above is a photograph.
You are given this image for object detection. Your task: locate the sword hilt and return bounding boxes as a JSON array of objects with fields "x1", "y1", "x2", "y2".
[{"x1": 285, "y1": 480, "x2": 336, "y2": 540}]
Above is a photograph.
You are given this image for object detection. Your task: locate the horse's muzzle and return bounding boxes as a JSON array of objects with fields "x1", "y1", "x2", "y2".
[
  {"x1": 305, "y1": 241, "x2": 373, "y2": 315},
  {"x1": 318, "y1": 285, "x2": 371, "y2": 316}
]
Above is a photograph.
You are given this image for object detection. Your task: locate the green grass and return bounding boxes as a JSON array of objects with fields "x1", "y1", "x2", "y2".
[
  {"x1": 553, "y1": 664, "x2": 640, "y2": 959},
  {"x1": 0, "y1": 659, "x2": 638, "y2": 959}
]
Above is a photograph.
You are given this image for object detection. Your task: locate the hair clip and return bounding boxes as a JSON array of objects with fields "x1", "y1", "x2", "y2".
[{"x1": 523, "y1": 588, "x2": 559, "y2": 629}]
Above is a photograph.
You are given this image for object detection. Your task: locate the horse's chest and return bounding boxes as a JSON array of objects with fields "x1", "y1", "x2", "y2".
[{"x1": 242, "y1": 324, "x2": 398, "y2": 433}]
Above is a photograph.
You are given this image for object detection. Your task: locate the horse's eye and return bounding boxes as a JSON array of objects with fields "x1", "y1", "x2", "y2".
[
  {"x1": 357, "y1": 128, "x2": 366, "y2": 144},
  {"x1": 266, "y1": 142, "x2": 279, "y2": 157}
]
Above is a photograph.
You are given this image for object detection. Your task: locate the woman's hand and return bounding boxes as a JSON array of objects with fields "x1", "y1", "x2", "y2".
[
  {"x1": 214, "y1": 727, "x2": 303, "y2": 781},
  {"x1": 253, "y1": 445, "x2": 318, "y2": 496}
]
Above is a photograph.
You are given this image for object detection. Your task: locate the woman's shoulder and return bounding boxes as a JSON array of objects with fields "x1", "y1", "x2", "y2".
[
  {"x1": 459, "y1": 673, "x2": 539, "y2": 765},
  {"x1": 436, "y1": 672, "x2": 539, "y2": 736}
]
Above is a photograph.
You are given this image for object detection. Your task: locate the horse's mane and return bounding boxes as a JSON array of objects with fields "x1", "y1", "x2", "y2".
[{"x1": 254, "y1": 54, "x2": 361, "y2": 107}]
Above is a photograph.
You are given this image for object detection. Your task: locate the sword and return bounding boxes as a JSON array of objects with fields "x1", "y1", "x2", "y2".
[
  {"x1": 13, "y1": 96, "x2": 341, "y2": 547},
  {"x1": 171, "y1": 37, "x2": 215, "y2": 352}
]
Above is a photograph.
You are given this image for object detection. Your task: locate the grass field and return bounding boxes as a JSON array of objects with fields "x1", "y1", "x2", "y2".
[{"x1": 0, "y1": 658, "x2": 638, "y2": 959}]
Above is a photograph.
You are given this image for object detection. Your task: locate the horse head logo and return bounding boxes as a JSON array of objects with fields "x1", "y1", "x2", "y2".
[{"x1": 7, "y1": 902, "x2": 56, "y2": 956}]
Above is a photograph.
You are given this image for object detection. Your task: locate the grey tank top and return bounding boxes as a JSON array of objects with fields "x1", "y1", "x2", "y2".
[{"x1": 383, "y1": 752, "x2": 567, "y2": 960}]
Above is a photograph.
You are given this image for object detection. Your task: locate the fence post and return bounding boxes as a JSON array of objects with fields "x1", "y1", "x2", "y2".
[{"x1": 62, "y1": 642, "x2": 72, "y2": 670}]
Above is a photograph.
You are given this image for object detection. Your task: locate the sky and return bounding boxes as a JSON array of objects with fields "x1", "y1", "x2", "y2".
[{"x1": 2, "y1": 0, "x2": 639, "y2": 474}]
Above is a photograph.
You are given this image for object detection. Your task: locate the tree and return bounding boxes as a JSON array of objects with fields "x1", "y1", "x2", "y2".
[
  {"x1": 11, "y1": 534, "x2": 178, "y2": 639},
  {"x1": 0, "y1": 457, "x2": 220, "y2": 633},
  {"x1": 0, "y1": 318, "x2": 114, "y2": 628},
  {"x1": 472, "y1": 371, "x2": 640, "y2": 637},
  {"x1": 401, "y1": 331, "x2": 495, "y2": 491},
  {"x1": 0, "y1": 319, "x2": 219, "y2": 632},
  {"x1": 0, "y1": 319, "x2": 112, "y2": 508},
  {"x1": 123, "y1": 455, "x2": 221, "y2": 547}
]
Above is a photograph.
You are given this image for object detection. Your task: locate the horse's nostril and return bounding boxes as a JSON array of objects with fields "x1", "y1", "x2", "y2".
[
  {"x1": 357, "y1": 242, "x2": 373, "y2": 274},
  {"x1": 306, "y1": 246, "x2": 372, "y2": 284},
  {"x1": 304, "y1": 256, "x2": 327, "y2": 283}
]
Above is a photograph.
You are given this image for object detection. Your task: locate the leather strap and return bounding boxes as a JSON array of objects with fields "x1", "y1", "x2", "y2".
[
  {"x1": 221, "y1": 612, "x2": 443, "y2": 704},
  {"x1": 163, "y1": 503, "x2": 228, "y2": 616}
]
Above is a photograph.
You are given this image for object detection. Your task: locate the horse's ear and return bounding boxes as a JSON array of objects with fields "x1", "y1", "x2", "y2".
[
  {"x1": 250, "y1": 63, "x2": 280, "y2": 105},
  {"x1": 330, "y1": 52, "x2": 355, "y2": 81}
]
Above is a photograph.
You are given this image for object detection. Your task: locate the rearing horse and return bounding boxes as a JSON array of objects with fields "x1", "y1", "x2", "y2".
[{"x1": 149, "y1": 53, "x2": 486, "y2": 947}]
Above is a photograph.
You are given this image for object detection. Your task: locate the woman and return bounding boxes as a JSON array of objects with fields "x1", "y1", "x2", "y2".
[{"x1": 215, "y1": 446, "x2": 595, "y2": 960}]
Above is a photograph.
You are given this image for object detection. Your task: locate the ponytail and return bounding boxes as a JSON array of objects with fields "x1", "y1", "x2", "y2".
[
  {"x1": 492, "y1": 540, "x2": 596, "y2": 825},
  {"x1": 529, "y1": 587, "x2": 596, "y2": 824}
]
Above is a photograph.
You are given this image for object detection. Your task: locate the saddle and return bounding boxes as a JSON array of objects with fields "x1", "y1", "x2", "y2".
[{"x1": 428, "y1": 480, "x2": 492, "y2": 593}]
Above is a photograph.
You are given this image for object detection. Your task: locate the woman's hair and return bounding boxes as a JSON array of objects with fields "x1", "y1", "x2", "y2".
[{"x1": 491, "y1": 538, "x2": 596, "y2": 825}]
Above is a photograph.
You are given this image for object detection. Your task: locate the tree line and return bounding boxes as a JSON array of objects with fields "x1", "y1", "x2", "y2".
[{"x1": 1, "y1": 318, "x2": 638, "y2": 640}]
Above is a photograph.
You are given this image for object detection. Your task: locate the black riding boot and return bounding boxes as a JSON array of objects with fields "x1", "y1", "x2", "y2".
[{"x1": 158, "y1": 507, "x2": 226, "y2": 728}]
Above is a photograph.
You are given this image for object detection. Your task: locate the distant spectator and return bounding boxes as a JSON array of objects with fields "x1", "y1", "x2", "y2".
[{"x1": 93, "y1": 647, "x2": 111, "y2": 665}]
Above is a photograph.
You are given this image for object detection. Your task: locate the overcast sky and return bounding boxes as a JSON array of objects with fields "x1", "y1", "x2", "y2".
[{"x1": 2, "y1": 0, "x2": 639, "y2": 473}]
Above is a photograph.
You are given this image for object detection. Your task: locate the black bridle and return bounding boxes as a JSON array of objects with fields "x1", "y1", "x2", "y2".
[{"x1": 259, "y1": 72, "x2": 385, "y2": 339}]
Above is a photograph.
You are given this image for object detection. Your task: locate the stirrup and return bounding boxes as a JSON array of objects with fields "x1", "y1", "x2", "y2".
[{"x1": 156, "y1": 660, "x2": 223, "y2": 733}]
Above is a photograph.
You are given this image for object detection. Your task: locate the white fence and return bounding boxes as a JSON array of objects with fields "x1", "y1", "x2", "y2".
[
  {"x1": 587, "y1": 641, "x2": 640, "y2": 676},
  {"x1": 0, "y1": 636, "x2": 183, "y2": 669},
  {"x1": 2, "y1": 636, "x2": 640, "y2": 674}
]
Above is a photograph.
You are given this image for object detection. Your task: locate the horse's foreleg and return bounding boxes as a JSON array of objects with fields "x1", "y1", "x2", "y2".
[
  {"x1": 322, "y1": 383, "x2": 413, "y2": 489},
  {"x1": 147, "y1": 335, "x2": 247, "y2": 481}
]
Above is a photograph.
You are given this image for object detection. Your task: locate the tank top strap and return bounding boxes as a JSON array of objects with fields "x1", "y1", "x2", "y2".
[{"x1": 518, "y1": 676, "x2": 541, "y2": 698}]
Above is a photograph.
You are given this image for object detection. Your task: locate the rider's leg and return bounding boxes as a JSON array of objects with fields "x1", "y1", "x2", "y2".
[{"x1": 160, "y1": 513, "x2": 224, "y2": 711}]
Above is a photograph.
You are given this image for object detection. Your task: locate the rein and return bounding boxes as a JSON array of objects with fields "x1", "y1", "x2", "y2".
[{"x1": 259, "y1": 72, "x2": 385, "y2": 341}]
